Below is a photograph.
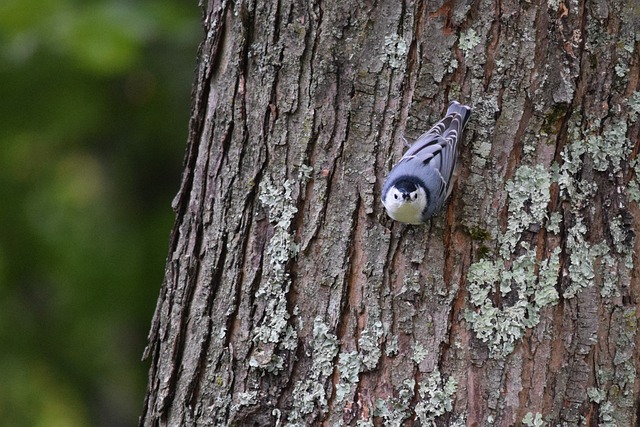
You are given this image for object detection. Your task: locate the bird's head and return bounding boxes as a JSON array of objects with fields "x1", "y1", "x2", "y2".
[{"x1": 382, "y1": 179, "x2": 428, "y2": 224}]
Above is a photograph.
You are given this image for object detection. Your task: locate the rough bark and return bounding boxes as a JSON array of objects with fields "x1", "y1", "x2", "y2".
[{"x1": 140, "y1": 0, "x2": 640, "y2": 425}]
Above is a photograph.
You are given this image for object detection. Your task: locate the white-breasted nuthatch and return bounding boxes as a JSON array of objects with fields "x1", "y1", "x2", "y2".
[{"x1": 381, "y1": 101, "x2": 471, "y2": 224}]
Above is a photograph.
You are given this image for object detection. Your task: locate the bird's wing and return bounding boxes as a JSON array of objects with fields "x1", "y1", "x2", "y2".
[{"x1": 397, "y1": 115, "x2": 458, "y2": 200}]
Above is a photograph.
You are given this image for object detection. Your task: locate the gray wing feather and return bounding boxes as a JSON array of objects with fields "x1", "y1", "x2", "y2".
[{"x1": 397, "y1": 102, "x2": 470, "y2": 202}]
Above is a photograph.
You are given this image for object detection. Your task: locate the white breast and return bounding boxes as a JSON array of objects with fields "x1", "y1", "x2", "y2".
[{"x1": 384, "y1": 201, "x2": 424, "y2": 224}]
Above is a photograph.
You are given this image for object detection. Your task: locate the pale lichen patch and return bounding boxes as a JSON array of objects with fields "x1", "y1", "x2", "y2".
[
  {"x1": 286, "y1": 319, "x2": 339, "y2": 425},
  {"x1": 500, "y1": 165, "x2": 552, "y2": 258},
  {"x1": 522, "y1": 412, "x2": 546, "y2": 426},
  {"x1": 459, "y1": 29, "x2": 481, "y2": 57},
  {"x1": 465, "y1": 165, "x2": 560, "y2": 358},
  {"x1": 373, "y1": 379, "x2": 414, "y2": 426},
  {"x1": 251, "y1": 174, "x2": 309, "y2": 372},
  {"x1": 382, "y1": 33, "x2": 409, "y2": 69},
  {"x1": 358, "y1": 320, "x2": 384, "y2": 370},
  {"x1": 414, "y1": 368, "x2": 458, "y2": 425}
]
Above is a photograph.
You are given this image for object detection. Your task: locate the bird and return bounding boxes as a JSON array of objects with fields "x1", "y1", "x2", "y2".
[{"x1": 381, "y1": 101, "x2": 471, "y2": 224}]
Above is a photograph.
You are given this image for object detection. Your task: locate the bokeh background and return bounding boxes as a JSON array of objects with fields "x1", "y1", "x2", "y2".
[{"x1": 0, "y1": 0, "x2": 201, "y2": 425}]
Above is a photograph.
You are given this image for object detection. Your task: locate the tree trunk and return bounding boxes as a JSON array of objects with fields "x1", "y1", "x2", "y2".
[{"x1": 140, "y1": 0, "x2": 640, "y2": 425}]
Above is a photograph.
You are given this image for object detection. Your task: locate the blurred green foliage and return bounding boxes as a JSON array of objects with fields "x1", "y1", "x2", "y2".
[{"x1": 0, "y1": 0, "x2": 200, "y2": 424}]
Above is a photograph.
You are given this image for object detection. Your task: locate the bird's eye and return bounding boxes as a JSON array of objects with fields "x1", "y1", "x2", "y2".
[
  {"x1": 394, "y1": 193, "x2": 398, "y2": 199},
  {"x1": 412, "y1": 193, "x2": 417, "y2": 200}
]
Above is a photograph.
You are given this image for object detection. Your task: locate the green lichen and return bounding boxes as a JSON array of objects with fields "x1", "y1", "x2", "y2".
[
  {"x1": 415, "y1": 369, "x2": 458, "y2": 425},
  {"x1": 612, "y1": 7, "x2": 636, "y2": 83},
  {"x1": 561, "y1": 102, "x2": 634, "y2": 185},
  {"x1": 587, "y1": 385, "x2": 618, "y2": 427},
  {"x1": 383, "y1": 33, "x2": 408, "y2": 69},
  {"x1": 546, "y1": 212, "x2": 562, "y2": 234},
  {"x1": 546, "y1": 0, "x2": 561, "y2": 11},
  {"x1": 501, "y1": 165, "x2": 552, "y2": 257},
  {"x1": 558, "y1": 137, "x2": 590, "y2": 207},
  {"x1": 563, "y1": 219, "x2": 609, "y2": 299},
  {"x1": 334, "y1": 320, "x2": 386, "y2": 406},
  {"x1": 556, "y1": 108, "x2": 638, "y2": 300},
  {"x1": 603, "y1": 307, "x2": 637, "y2": 426},
  {"x1": 549, "y1": 92, "x2": 639, "y2": 422},
  {"x1": 356, "y1": 351, "x2": 458, "y2": 424},
  {"x1": 448, "y1": 415, "x2": 468, "y2": 427},
  {"x1": 466, "y1": 246, "x2": 560, "y2": 357},
  {"x1": 358, "y1": 321, "x2": 384, "y2": 370},
  {"x1": 287, "y1": 381, "x2": 325, "y2": 422},
  {"x1": 445, "y1": 56, "x2": 459, "y2": 75},
  {"x1": 232, "y1": 391, "x2": 257, "y2": 411},
  {"x1": 599, "y1": 253, "x2": 620, "y2": 299},
  {"x1": 373, "y1": 379, "x2": 414, "y2": 426},
  {"x1": 459, "y1": 29, "x2": 481, "y2": 57},
  {"x1": 251, "y1": 172, "x2": 309, "y2": 372},
  {"x1": 297, "y1": 163, "x2": 313, "y2": 181},
  {"x1": 465, "y1": 165, "x2": 560, "y2": 358},
  {"x1": 385, "y1": 335, "x2": 399, "y2": 357},
  {"x1": 286, "y1": 319, "x2": 339, "y2": 425},
  {"x1": 337, "y1": 351, "x2": 361, "y2": 385},
  {"x1": 400, "y1": 270, "x2": 421, "y2": 295},
  {"x1": 522, "y1": 412, "x2": 546, "y2": 427},
  {"x1": 560, "y1": 193, "x2": 634, "y2": 300},
  {"x1": 597, "y1": 401, "x2": 617, "y2": 427},
  {"x1": 615, "y1": 63, "x2": 629, "y2": 77},
  {"x1": 627, "y1": 92, "x2": 640, "y2": 202},
  {"x1": 310, "y1": 320, "x2": 340, "y2": 376},
  {"x1": 334, "y1": 383, "x2": 351, "y2": 404},
  {"x1": 584, "y1": 120, "x2": 631, "y2": 174},
  {"x1": 609, "y1": 215, "x2": 634, "y2": 268},
  {"x1": 601, "y1": 214, "x2": 634, "y2": 297},
  {"x1": 411, "y1": 342, "x2": 429, "y2": 365},
  {"x1": 627, "y1": 159, "x2": 640, "y2": 203},
  {"x1": 628, "y1": 91, "x2": 640, "y2": 119},
  {"x1": 588, "y1": 387, "x2": 606, "y2": 403},
  {"x1": 249, "y1": 351, "x2": 284, "y2": 373}
]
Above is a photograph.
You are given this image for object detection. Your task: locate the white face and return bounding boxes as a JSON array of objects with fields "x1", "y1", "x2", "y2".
[{"x1": 383, "y1": 185, "x2": 428, "y2": 224}]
